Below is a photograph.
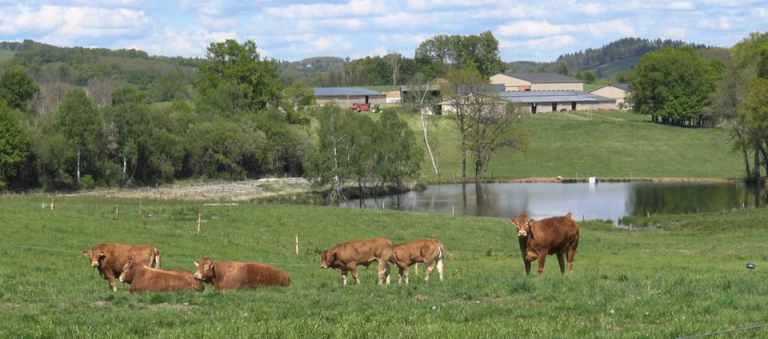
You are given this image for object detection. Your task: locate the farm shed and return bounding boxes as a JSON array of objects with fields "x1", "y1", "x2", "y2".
[
  {"x1": 590, "y1": 84, "x2": 631, "y2": 110},
  {"x1": 490, "y1": 73, "x2": 585, "y2": 92},
  {"x1": 314, "y1": 87, "x2": 386, "y2": 107},
  {"x1": 498, "y1": 91, "x2": 616, "y2": 113}
]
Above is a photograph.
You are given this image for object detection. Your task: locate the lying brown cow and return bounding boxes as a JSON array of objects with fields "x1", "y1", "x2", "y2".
[
  {"x1": 81, "y1": 243, "x2": 161, "y2": 291},
  {"x1": 192, "y1": 257, "x2": 291, "y2": 291},
  {"x1": 390, "y1": 239, "x2": 445, "y2": 285},
  {"x1": 511, "y1": 213, "x2": 580, "y2": 275},
  {"x1": 320, "y1": 237, "x2": 393, "y2": 286},
  {"x1": 118, "y1": 256, "x2": 203, "y2": 293}
]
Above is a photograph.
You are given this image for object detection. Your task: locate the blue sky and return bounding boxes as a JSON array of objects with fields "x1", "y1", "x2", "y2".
[{"x1": 0, "y1": 0, "x2": 766, "y2": 62}]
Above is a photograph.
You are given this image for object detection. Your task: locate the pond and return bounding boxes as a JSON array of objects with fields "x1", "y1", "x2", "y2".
[{"x1": 339, "y1": 182, "x2": 767, "y2": 223}]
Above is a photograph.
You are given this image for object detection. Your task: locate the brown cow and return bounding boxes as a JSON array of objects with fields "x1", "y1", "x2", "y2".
[
  {"x1": 81, "y1": 243, "x2": 161, "y2": 291},
  {"x1": 320, "y1": 237, "x2": 393, "y2": 286},
  {"x1": 192, "y1": 257, "x2": 291, "y2": 291},
  {"x1": 390, "y1": 239, "x2": 445, "y2": 285},
  {"x1": 511, "y1": 213, "x2": 580, "y2": 275},
  {"x1": 118, "y1": 256, "x2": 203, "y2": 293}
]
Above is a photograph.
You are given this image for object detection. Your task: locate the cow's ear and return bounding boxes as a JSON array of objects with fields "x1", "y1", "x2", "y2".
[
  {"x1": 98, "y1": 251, "x2": 106, "y2": 258},
  {"x1": 193, "y1": 261, "x2": 199, "y2": 268},
  {"x1": 81, "y1": 250, "x2": 88, "y2": 256}
]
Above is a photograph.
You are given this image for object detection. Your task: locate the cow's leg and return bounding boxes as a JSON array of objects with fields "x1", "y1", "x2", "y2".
[
  {"x1": 104, "y1": 271, "x2": 117, "y2": 292},
  {"x1": 352, "y1": 268, "x2": 360, "y2": 285},
  {"x1": 523, "y1": 260, "x2": 532, "y2": 275},
  {"x1": 556, "y1": 251, "x2": 566, "y2": 274},
  {"x1": 436, "y1": 258, "x2": 444, "y2": 281},
  {"x1": 413, "y1": 263, "x2": 419, "y2": 275},
  {"x1": 536, "y1": 253, "x2": 547, "y2": 275},
  {"x1": 377, "y1": 260, "x2": 390, "y2": 286},
  {"x1": 425, "y1": 262, "x2": 435, "y2": 282},
  {"x1": 403, "y1": 266, "x2": 410, "y2": 285},
  {"x1": 340, "y1": 270, "x2": 349, "y2": 287},
  {"x1": 566, "y1": 245, "x2": 577, "y2": 272}
]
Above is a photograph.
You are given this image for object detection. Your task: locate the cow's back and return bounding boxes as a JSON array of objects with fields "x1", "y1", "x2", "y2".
[
  {"x1": 214, "y1": 261, "x2": 291, "y2": 290},
  {"x1": 130, "y1": 267, "x2": 203, "y2": 293},
  {"x1": 531, "y1": 216, "x2": 579, "y2": 250},
  {"x1": 98, "y1": 244, "x2": 156, "y2": 275},
  {"x1": 392, "y1": 239, "x2": 442, "y2": 263},
  {"x1": 335, "y1": 237, "x2": 392, "y2": 264}
]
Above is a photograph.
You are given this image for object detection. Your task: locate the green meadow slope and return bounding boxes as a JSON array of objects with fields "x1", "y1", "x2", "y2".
[
  {"x1": 1, "y1": 196, "x2": 767, "y2": 338},
  {"x1": 411, "y1": 111, "x2": 743, "y2": 181}
]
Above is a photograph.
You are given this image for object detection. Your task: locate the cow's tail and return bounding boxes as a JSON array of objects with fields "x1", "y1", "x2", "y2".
[{"x1": 152, "y1": 248, "x2": 161, "y2": 268}]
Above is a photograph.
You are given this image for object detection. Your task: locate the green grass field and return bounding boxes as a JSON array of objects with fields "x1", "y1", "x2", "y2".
[
  {"x1": 410, "y1": 110, "x2": 744, "y2": 181},
  {"x1": 0, "y1": 49, "x2": 15, "y2": 65},
  {"x1": 1, "y1": 196, "x2": 767, "y2": 338}
]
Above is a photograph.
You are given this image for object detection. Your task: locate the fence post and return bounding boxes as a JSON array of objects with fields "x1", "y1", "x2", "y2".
[
  {"x1": 50, "y1": 196, "x2": 55, "y2": 211},
  {"x1": 295, "y1": 234, "x2": 299, "y2": 256},
  {"x1": 197, "y1": 208, "x2": 202, "y2": 234}
]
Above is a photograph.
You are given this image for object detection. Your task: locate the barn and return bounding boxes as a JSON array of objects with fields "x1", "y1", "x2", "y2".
[
  {"x1": 490, "y1": 73, "x2": 585, "y2": 92},
  {"x1": 313, "y1": 87, "x2": 386, "y2": 107},
  {"x1": 498, "y1": 91, "x2": 616, "y2": 113},
  {"x1": 590, "y1": 84, "x2": 631, "y2": 110}
]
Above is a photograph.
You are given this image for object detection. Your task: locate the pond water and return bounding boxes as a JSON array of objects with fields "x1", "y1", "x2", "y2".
[{"x1": 340, "y1": 182, "x2": 766, "y2": 222}]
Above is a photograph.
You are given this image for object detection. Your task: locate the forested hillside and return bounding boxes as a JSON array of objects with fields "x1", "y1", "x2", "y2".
[{"x1": 506, "y1": 38, "x2": 710, "y2": 80}]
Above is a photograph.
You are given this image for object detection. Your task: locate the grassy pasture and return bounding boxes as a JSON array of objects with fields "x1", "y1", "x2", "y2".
[
  {"x1": 409, "y1": 110, "x2": 744, "y2": 181},
  {"x1": 1, "y1": 196, "x2": 767, "y2": 338}
]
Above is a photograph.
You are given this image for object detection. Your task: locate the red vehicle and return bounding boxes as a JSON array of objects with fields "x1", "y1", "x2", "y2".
[{"x1": 352, "y1": 103, "x2": 371, "y2": 112}]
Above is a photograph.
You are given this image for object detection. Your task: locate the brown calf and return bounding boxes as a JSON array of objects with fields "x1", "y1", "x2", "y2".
[
  {"x1": 390, "y1": 239, "x2": 445, "y2": 285},
  {"x1": 81, "y1": 243, "x2": 160, "y2": 291},
  {"x1": 118, "y1": 257, "x2": 203, "y2": 293},
  {"x1": 320, "y1": 237, "x2": 393, "y2": 286},
  {"x1": 511, "y1": 213, "x2": 580, "y2": 275},
  {"x1": 192, "y1": 257, "x2": 291, "y2": 291}
]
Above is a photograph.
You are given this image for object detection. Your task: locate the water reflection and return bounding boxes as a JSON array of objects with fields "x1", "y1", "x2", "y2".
[{"x1": 340, "y1": 182, "x2": 766, "y2": 221}]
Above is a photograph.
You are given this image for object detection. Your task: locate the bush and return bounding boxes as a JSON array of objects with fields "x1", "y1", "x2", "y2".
[{"x1": 80, "y1": 175, "x2": 96, "y2": 190}]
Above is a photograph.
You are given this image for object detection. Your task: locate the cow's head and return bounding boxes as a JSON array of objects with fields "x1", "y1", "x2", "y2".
[
  {"x1": 82, "y1": 248, "x2": 106, "y2": 268},
  {"x1": 320, "y1": 250, "x2": 335, "y2": 269},
  {"x1": 118, "y1": 256, "x2": 137, "y2": 283},
  {"x1": 193, "y1": 257, "x2": 215, "y2": 282},
  {"x1": 511, "y1": 213, "x2": 533, "y2": 238}
]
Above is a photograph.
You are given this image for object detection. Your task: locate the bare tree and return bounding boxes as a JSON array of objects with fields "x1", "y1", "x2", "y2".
[
  {"x1": 87, "y1": 77, "x2": 115, "y2": 107},
  {"x1": 406, "y1": 74, "x2": 440, "y2": 175},
  {"x1": 386, "y1": 52, "x2": 401, "y2": 86}
]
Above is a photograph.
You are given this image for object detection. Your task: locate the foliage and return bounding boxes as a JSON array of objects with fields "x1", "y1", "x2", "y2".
[
  {"x1": 55, "y1": 89, "x2": 103, "y2": 186},
  {"x1": 415, "y1": 31, "x2": 504, "y2": 77},
  {"x1": 196, "y1": 40, "x2": 282, "y2": 113},
  {"x1": 0, "y1": 101, "x2": 29, "y2": 188},
  {"x1": 630, "y1": 47, "x2": 720, "y2": 127},
  {"x1": 373, "y1": 110, "x2": 422, "y2": 188},
  {"x1": 0, "y1": 66, "x2": 39, "y2": 111}
]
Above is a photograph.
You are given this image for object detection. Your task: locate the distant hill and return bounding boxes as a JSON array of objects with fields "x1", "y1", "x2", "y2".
[
  {"x1": 505, "y1": 38, "x2": 711, "y2": 80},
  {"x1": 0, "y1": 40, "x2": 201, "y2": 106},
  {"x1": 279, "y1": 56, "x2": 346, "y2": 84}
]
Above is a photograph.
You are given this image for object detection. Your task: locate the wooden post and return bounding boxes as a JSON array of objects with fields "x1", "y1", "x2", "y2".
[
  {"x1": 196, "y1": 209, "x2": 202, "y2": 234},
  {"x1": 138, "y1": 199, "x2": 142, "y2": 219},
  {"x1": 295, "y1": 234, "x2": 299, "y2": 256},
  {"x1": 50, "y1": 196, "x2": 55, "y2": 211},
  {"x1": 451, "y1": 205, "x2": 455, "y2": 217},
  {"x1": 114, "y1": 206, "x2": 119, "y2": 220}
]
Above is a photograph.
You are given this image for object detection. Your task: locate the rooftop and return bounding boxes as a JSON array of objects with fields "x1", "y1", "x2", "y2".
[
  {"x1": 504, "y1": 73, "x2": 583, "y2": 84},
  {"x1": 499, "y1": 91, "x2": 615, "y2": 104},
  {"x1": 314, "y1": 87, "x2": 384, "y2": 97}
]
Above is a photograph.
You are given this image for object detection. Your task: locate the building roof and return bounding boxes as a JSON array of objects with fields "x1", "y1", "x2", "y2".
[
  {"x1": 499, "y1": 91, "x2": 615, "y2": 104},
  {"x1": 504, "y1": 73, "x2": 583, "y2": 84},
  {"x1": 314, "y1": 87, "x2": 384, "y2": 97}
]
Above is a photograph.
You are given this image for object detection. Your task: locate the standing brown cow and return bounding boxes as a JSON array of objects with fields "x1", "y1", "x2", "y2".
[
  {"x1": 390, "y1": 239, "x2": 445, "y2": 285},
  {"x1": 192, "y1": 257, "x2": 291, "y2": 291},
  {"x1": 81, "y1": 243, "x2": 161, "y2": 291},
  {"x1": 118, "y1": 256, "x2": 203, "y2": 293},
  {"x1": 511, "y1": 213, "x2": 580, "y2": 275},
  {"x1": 320, "y1": 237, "x2": 393, "y2": 286}
]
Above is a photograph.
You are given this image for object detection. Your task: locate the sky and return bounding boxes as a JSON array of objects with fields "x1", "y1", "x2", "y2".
[{"x1": 0, "y1": 0, "x2": 766, "y2": 62}]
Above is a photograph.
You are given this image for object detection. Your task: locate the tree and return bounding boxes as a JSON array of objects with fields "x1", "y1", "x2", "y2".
[
  {"x1": 55, "y1": 89, "x2": 102, "y2": 185},
  {"x1": 467, "y1": 102, "x2": 528, "y2": 178},
  {"x1": 0, "y1": 66, "x2": 40, "y2": 111},
  {"x1": 281, "y1": 82, "x2": 314, "y2": 124},
  {"x1": 196, "y1": 40, "x2": 282, "y2": 114},
  {"x1": 406, "y1": 73, "x2": 440, "y2": 176},
  {"x1": 630, "y1": 48, "x2": 719, "y2": 127},
  {"x1": 373, "y1": 110, "x2": 422, "y2": 206},
  {"x1": 442, "y1": 67, "x2": 488, "y2": 181},
  {"x1": 0, "y1": 101, "x2": 29, "y2": 189},
  {"x1": 741, "y1": 78, "x2": 768, "y2": 181},
  {"x1": 308, "y1": 105, "x2": 355, "y2": 201},
  {"x1": 415, "y1": 32, "x2": 504, "y2": 77}
]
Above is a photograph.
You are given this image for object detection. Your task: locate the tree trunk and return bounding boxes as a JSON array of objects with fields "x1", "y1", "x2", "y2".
[
  {"x1": 754, "y1": 145, "x2": 762, "y2": 184},
  {"x1": 358, "y1": 178, "x2": 364, "y2": 208},
  {"x1": 742, "y1": 147, "x2": 752, "y2": 180},
  {"x1": 421, "y1": 112, "x2": 439, "y2": 175},
  {"x1": 76, "y1": 147, "x2": 81, "y2": 185}
]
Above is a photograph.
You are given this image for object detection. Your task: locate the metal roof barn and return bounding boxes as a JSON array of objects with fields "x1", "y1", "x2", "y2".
[
  {"x1": 314, "y1": 87, "x2": 384, "y2": 97},
  {"x1": 499, "y1": 91, "x2": 615, "y2": 104}
]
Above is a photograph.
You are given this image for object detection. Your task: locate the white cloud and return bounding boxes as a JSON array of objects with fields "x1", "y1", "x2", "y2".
[
  {"x1": 496, "y1": 19, "x2": 634, "y2": 38},
  {"x1": 0, "y1": 4, "x2": 149, "y2": 40},
  {"x1": 263, "y1": 0, "x2": 389, "y2": 19}
]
